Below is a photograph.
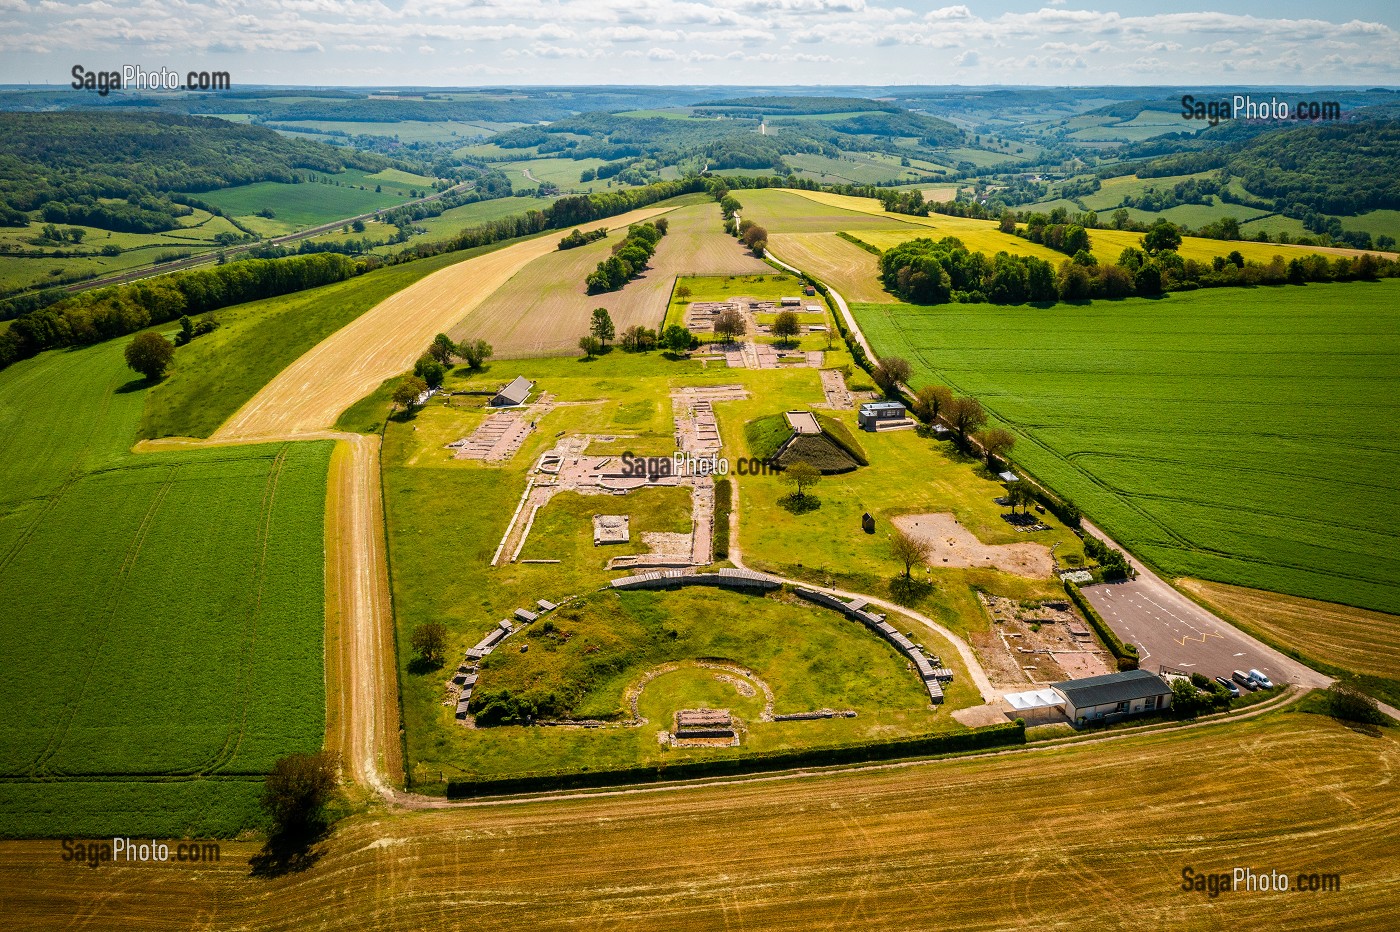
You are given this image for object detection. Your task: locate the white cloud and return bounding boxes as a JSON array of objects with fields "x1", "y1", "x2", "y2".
[{"x1": 0, "y1": 0, "x2": 1395, "y2": 85}]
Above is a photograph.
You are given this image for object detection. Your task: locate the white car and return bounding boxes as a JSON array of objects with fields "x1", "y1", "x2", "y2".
[{"x1": 1247, "y1": 669, "x2": 1274, "y2": 689}]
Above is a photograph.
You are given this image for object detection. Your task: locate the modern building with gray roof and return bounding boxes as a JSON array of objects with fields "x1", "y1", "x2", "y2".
[{"x1": 1051, "y1": 669, "x2": 1171, "y2": 723}]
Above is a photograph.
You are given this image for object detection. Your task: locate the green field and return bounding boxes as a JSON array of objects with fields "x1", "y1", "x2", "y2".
[
  {"x1": 853, "y1": 280, "x2": 1400, "y2": 615},
  {"x1": 0, "y1": 336, "x2": 330, "y2": 837},
  {"x1": 189, "y1": 168, "x2": 433, "y2": 233},
  {"x1": 0, "y1": 208, "x2": 247, "y2": 295},
  {"x1": 380, "y1": 341, "x2": 1088, "y2": 786},
  {"x1": 140, "y1": 234, "x2": 539, "y2": 439}
]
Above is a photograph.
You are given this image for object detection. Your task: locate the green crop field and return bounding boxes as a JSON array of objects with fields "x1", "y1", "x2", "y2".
[
  {"x1": 189, "y1": 167, "x2": 429, "y2": 233},
  {"x1": 853, "y1": 280, "x2": 1400, "y2": 615},
  {"x1": 0, "y1": 336, "x2": 331, "y2": 838}
]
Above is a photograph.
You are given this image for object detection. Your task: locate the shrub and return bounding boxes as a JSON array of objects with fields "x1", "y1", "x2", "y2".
[{"x1": 1324, "y1": 682, "x2": 1388, "y2": 725}]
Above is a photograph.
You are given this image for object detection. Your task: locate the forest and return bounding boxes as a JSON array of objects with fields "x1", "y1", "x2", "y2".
[{"x1": 0, "y1": 112, "x2": 391, "y2": 232}]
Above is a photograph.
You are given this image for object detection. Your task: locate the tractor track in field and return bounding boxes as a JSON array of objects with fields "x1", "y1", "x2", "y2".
[{"x1": 30, "y1": 464, "x2": 181, "y2": 777}]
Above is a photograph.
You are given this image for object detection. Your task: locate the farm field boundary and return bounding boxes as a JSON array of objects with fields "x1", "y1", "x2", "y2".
[
  {"x1": 0, "y1": 337, "x2": 331, "y2": 837},
  {"x1": 213, "y1": 204, "x2": 679, "y2": 441},
  {"x1": 851, "y1": 280, "x2": 1400, "y2": 615}
]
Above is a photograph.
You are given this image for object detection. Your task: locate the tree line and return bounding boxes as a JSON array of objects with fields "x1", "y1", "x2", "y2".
[
  {"x1": 585, "y1": 219, "x2": 667, "y2": 293},
  {"x1": 0, "y1": 252, "x2": 364, "y2": 371}
]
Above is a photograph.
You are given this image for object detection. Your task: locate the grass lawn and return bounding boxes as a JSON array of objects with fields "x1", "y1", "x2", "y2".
[
  {"x1": 381, "y1": 343, "x2": 1073, "y2": 786},
  {"x1": 852, "y1": 280, "x2": 1400, "y2": 616},
  {"x1": 0, "y1": 336, "x2": 330, "y2": 837},
  {"x1": 457, "y1": 587, "x2": 957, "y2": 778}
]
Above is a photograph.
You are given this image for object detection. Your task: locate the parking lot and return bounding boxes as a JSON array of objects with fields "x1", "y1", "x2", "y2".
[{"x1": 1077, "y1": 522, "x2": 1329, "y2": 689}]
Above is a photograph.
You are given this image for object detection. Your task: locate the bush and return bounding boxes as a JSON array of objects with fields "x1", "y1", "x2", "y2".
[
  {"x1": 713, "y1": 478, "x2": 732, "y2": 561},
  {"x1": 1324, "y1": 682, "x2": 1388, "y2": 725}
]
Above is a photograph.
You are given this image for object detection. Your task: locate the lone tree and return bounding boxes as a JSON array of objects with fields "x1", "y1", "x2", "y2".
[
  {"x1": 261, "y1": 751, "x2": 340, "y2": 841},
  {"x1": 871, "y1": 356, "x2": 912, "y2": 396},
  {"x1": 780, "y1": 461, "x2": 822, "y2": 503},
  {"x1": 428, "y1": 333, "x2": 457, "y2": 366},
  {"x1": 979, "y1": 428, "x2": 1015, "y2": 468},
  {"x1": 714, "y1": 307, "x2": 746, "y2": 345},
  {"x1": 675, "y1": 284, "x2": 692, "y2": 301},
  {"x1": 590, "y1": 307, "x2": 616, "y2": 348},
  {"x1": 124, "y1": 332, "x2": 175, "y2": 381},
  {"x1": 889, "y1": 527, "x2": 932, "y2": 579},
  {"x1": 946, "y1": 395, "x2": 987, "y2": 445},
  {"x1": 457, "y1": 338, "x2": 493, "y2": 370},
  {"x1": 1142, "y1": 219, "x2": 1182, "y2": 254},
  {"x1": 410, "y1": 622, "x2": 447, "y2": 668},
  {"x1": 578, "y1": 334, "x2": 602, "y2": 359},
  {"x1": 661, "y1": 324, "x2": 693, "y2": 353},
  {"x1": 392, "y1": 375, "x2": 429, "y2": 413},
  {"x1": 772, "y1": 309, "x2": 801, "y2": 344},
  {"x1": 912, "y1": 384, "x2": 953, "y2": 424}
]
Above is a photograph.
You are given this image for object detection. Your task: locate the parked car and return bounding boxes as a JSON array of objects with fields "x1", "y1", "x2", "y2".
[
  {"x1": 1248, "y1": 669, "x2": 1274, "y2": 689},
  {"x1": 1232, "y1": 670, "x2": 1257, "y2": 690},
  {"x1": 1215, "y1": 676, "x2": 1241, "y2": 698}
]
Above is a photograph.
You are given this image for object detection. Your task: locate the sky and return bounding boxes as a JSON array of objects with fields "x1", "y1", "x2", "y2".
[{"x1": 2, "y1": 0, "x2": 1398, "y2": 88}]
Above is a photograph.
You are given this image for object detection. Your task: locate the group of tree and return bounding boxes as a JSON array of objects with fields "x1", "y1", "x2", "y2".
[
  {"x1": 584, "y1": 220, "x2": 667, "y2": 293},
  {"x1": 1082, "y1": 533, "x2": 1131, "y2": 580},
  {"x1": 391, "y1": 334, "x2": 493, "y2": 414},
  {"x1": 0, "y1": 111, "x2": 391, "y2": 235},
  {"x1": 1, "y1": 252, "x2": 364, "y2": 371},
  {"x1": 173, "y1": 313, "x2": 219, "y2": 347},
  {"x1": 557, "y1": 227, "x2": 607, "y2": 250},
  {"x1": 879, "y1": 228, "x2": 1397, "y2": 308},
  {"x1": 1018, "y1": 216, "x2": 1091, "y2": 257},
  {"x1": 737, "y1": 219, "x2": 768, "y2": 257}
]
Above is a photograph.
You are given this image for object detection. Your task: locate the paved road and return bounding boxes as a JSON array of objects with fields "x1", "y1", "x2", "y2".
[{"x1": 1077, "y1": 520, "x2": 1330, "y2": 690}]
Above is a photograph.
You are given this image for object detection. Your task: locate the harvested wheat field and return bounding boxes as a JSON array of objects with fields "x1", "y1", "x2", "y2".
[
  {"x1": 1180, "y1": 578, "x2": 1400, "y2": 680},
  {"x1": 769, "y1": 231, "x2": 891, "y2": 303},
  {"x1": 893, "y1": 512, "x2": 1053, "y2": 578},
  {"x1": 449, "y1": 201, "x2": 766, "y2": 358},
  {"x1": 213, "y1": 205, "x2": 676, "y2": 440},
  {"x1": 2, "y1": 714, "x2": 1395, "y2": 930}
]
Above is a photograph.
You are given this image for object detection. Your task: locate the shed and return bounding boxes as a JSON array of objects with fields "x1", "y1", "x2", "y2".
[{"x1": 491, "y1": 375, "x2": 534, "y2": 408}]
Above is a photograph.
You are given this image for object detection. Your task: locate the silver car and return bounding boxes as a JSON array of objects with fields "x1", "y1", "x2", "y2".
[{"x1": 1247, "y1": 668, "x2": 1274, "y2": 689}]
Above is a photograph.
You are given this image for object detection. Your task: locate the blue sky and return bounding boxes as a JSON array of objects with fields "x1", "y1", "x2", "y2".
[{"x1": 2, "y1": 1, "x2": 1397, "y2": 87}]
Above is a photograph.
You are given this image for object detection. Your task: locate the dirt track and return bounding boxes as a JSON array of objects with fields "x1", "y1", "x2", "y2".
[{"x1": 212, "y1": 205, "x2": 676, "y2": 441}]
